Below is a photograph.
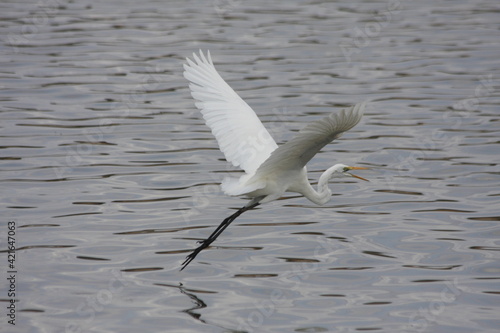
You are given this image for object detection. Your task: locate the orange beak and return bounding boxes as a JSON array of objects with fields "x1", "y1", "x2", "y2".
[{"x1": 346, "y1": 166, "x2": 369, "y2": 182}]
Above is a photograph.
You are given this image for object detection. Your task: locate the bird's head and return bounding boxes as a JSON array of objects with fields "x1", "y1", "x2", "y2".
[{"x1": 332, "y1": 163, "x2": 369, "y2": 181}]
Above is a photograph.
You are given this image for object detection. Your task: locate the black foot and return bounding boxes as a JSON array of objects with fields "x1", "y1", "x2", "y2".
[{"x1": 179, "y1": 201, "x2": 261, "y2": 271}]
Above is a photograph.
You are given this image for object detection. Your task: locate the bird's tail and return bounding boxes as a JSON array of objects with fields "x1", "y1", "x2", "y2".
[{"x1": 221, "y1": 174, "x2": 265, "y2": 196}]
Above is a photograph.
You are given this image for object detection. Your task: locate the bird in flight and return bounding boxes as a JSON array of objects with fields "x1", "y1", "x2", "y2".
[{"x1": 181, "y1": 50, "x2": 368, "y2": 270}]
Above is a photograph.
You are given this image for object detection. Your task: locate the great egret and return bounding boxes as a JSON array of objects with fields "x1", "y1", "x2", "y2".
[{"x1": 181, "y1": 50, "x2": 368, "y2": 271}]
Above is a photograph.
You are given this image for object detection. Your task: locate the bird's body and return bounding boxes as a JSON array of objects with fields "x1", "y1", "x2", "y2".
[{"x1": 181, "y1": 50, "x2": 368, "y2": 270}]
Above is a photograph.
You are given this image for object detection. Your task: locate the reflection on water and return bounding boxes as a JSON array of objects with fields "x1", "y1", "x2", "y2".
[{"x1": 1, "y1": 0, "x2": 499, "y2": 332}]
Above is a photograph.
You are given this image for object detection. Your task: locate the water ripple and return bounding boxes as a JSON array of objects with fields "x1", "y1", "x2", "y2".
[{"x1": 2, "y1": 0, "x2": 499, "y2": 332}]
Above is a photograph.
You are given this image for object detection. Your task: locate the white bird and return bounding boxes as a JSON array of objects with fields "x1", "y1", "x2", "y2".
[{"x1": 181, "y1": 50, "x2": 368, "y2": 270}]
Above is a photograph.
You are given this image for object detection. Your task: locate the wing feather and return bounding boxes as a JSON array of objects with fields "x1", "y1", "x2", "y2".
[
  {"x1": 255, "y1": 102, "x2": 365, "y2": 176},
  {"x1": 183, "y1": 50, "x2": 278, "y2": 174}
]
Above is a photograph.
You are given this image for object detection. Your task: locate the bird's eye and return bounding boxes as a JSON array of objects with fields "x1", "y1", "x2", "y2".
[{"x1": 343, "y1": 167, "x2": 349, "y2": 172}]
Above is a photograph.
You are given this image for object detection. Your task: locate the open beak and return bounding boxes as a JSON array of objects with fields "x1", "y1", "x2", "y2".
[{"x1": 346, "y1": 166, "x2": 369, "y2": 182}]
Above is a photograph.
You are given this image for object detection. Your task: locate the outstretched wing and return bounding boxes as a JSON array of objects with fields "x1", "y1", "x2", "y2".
[
  {"x1": 183, "y1": 50, "x2": 278, "y2": 174},
  {"x1": 255, "y1": 102, "x2": 365, "y2": 176}
]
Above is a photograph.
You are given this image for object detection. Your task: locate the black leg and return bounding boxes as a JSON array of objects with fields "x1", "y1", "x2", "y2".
[{"x1": 180, "y1": 201, "x2": 260, "y2": 271}]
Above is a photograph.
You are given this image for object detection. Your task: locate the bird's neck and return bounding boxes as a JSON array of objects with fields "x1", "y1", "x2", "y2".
[
  {"x1": 312, "y1": 166, "x2": 340, "y2": 205},
  {"x1": 295, "y1": 166, "x2": 339, "y2": 205}
]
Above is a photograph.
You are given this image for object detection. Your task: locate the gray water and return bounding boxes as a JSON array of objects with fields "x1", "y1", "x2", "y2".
[{"x1": 1, "y1": 0, "x2": 499, "y2": 332}]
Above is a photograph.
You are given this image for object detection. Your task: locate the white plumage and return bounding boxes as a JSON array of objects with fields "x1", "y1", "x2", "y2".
[
  {"x1": 181, "y1": 50, "x2": 368, "y2": 270},
  {"x1": 184, "y1": 51, "x2": 278, "y2": 175}
]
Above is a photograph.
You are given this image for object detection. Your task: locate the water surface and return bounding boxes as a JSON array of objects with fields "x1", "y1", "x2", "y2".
[{"x1": 1, "y1": 0, "x2": 499, "y2": 332}]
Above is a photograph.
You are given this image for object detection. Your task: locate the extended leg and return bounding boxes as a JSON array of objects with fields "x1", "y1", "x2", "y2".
[{"x1": 180, "y1": 201, "x2": 260, "y2": 271}]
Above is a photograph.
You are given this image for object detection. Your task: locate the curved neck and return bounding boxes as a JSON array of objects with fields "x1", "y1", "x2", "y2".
[{"x1": 300, "y1": 166, "x2": 339, "y2": 205}]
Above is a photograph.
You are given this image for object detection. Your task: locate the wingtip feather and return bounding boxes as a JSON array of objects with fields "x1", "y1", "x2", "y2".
[{"x1": 207, "y1": 50, "x2": 213, "y2": 64}]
